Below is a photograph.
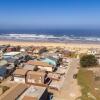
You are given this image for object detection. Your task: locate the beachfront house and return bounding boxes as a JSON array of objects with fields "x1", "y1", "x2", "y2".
[
  {"x1": 6, "y1": 46, "x2": 20, "y2": 52},
  {"x1": 49, "y1": 73, "x2": 65, "y2": 91},
  {"x1": 0, "y1": 60, "x2": 15, "y2": 80},
  {"x1": 26, "y1": 60, "x2": 54, "y2": 72},
  {"x1": 15, "y1": 54, "x2": 32, "y2": 64},
  {"x1": 20, "y1": 47, "x2": 28, "y2": 53},
  {"x1": 12, "y1": 69, "x2": 29, "y2": 83},
  {"x1": 0, "y1": 60, "x2": 8, "y2": 80},
  {"x1": 3, "y1": 52, "x2": 21, "y2": 59},
  {"x1": 22, "y1": 63, "x2": 37, "y2": 71},
  {"x1": 0, "y1": 45, "x2": 8, "y2": 59},
  {"x1": 3, "y1": 52, "x2": 22, "y2": 67},
  {"x1": 3, "y1": 52, "x2": 31, "y2": 65},
  {"x1": 1, "y1": 84, "x2": 48, "y2": 100},
  {"x1": 41, "y1": 58, "x2": 57, "y2": 66},
  {"x1": 33, "y1": 46, "x2": 47, "y2": 54},
  {"x1": 26, "y1": 46, "x2": 47, "y2": 55},
  {"x1": 17, "y1": 85, "x2": 48, "y2": 100},
  {"x1": 47, "y1": 72, "x2": 61, "y2": 81},
  {"x1": 0, "y1": 45, "x2": 8, "y2": 53},
  {"x1": 41, "y1": 56, "x2": 60, "y2": 68},
  {"x1": 12, "y1": 68, "x2": 48, "y2": 85},
  {"x1": 27, "y1": 46, "x2": 35, "y2": 55},
  {"x1": 5, "y1": 57, "x2": 19, "y2": 67},
  {"x1": 26, "y1": 71, "x2": 47, "y2": 85},
  {"x1": 87, "y1": 48, "x2": 100, "y2": 55},
  {"x1": 0, "y1": 83, "x2": 28, "y2": 100}
]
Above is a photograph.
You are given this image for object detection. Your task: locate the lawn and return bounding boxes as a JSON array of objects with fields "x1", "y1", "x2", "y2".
[{"x1": 77, "y1": 68, "x2": 100, "y2": 100}]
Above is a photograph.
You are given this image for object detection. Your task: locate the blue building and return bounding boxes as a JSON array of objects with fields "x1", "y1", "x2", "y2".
[{"x1": 0, "y1": 60, "x2": 8, "y2": 80}]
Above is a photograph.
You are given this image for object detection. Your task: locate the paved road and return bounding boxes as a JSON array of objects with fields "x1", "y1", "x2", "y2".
[{"x1": 53, "y1": 58, "x2": 81, "y2": 100}]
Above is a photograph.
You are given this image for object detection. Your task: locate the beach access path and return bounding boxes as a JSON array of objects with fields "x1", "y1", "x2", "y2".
[{"x1": 53, "y1": 58, "x2": 81, "y2": 100}]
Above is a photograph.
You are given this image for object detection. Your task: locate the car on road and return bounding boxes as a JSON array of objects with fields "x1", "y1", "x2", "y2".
[{"x1": 73, "y1": 74, "x2": 77, "y2": 79}]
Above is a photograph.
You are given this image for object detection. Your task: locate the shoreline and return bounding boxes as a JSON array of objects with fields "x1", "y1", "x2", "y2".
[
  {"x1": 0, "y1": 40, "x2": 100, "y2": 49},
  {"x1": 1, "y1": 37, "x2": 100, "y2": 44}
]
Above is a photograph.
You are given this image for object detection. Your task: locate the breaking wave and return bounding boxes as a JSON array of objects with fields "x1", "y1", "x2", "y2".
[{"x1": 0, "y1": 33, "x2": 100, "y2": 42}]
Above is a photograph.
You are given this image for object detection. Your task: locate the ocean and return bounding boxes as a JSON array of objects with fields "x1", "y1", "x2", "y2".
[{"x1": 0, "y1": 29, "x2": 100, "y2": 43}]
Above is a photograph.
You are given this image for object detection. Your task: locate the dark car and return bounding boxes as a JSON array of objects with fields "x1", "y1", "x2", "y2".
[{"x1": 73, "y1": 74, "x2": 77, "y2": 79}]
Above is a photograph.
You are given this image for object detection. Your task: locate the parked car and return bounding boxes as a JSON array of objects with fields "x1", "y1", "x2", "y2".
[{"x1": 73, "y1": 74, "x2": 77, "y2": 79}]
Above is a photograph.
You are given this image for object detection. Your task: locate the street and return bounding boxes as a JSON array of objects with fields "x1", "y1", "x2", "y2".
[{"x1": 53, "y1": 58, "x2": 81, "y2": 100}]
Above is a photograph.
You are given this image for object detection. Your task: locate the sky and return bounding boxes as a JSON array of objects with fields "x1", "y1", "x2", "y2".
[{"x1": 0, "y1": 0, "x2": 100, "y2": 29}]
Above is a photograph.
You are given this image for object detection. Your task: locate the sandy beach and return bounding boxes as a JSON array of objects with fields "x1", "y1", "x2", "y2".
[
  {"x1": 0, "y1": 40, "x2": 100, "y2": 49},
  {"x1": 0, "y1": 40, "x2": 100, "y2": 51}
]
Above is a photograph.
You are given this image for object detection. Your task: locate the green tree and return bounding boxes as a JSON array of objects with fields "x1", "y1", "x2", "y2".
[{"x1": 80, "y1": 54, "x2": 98, "y2": 67}]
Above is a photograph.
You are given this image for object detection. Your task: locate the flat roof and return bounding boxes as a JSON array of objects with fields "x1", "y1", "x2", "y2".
[
  {"x1": 42, "y1": 58, "x2": 56, "y2": 66},
  {"x1": 3, "y1": 52, "x2": 21, "y2": 56},
  {"x1": 27, "y1": 60, "x2": 53, "y2": 67},
  {"x1": 0, "y1": 45, "x2": 6, "y2": 50},
  {"x1": 13, "y1": 69, "x2": 29, "y2": 76},
  {"x1": 48, "y1": 73, "x2": 61, "y2": 80},
  {"x1": 27, "y1": 71, "x2": 46, "y2": 77},
  {"x1": 0, "y1": 60, "x2": 8, "y2": 67},
  {"x1": 17, "y1": 85, "x2": 46, "y2": 100},
  {"x1": 22, "y1": 96, "x2": 37, "y2": 100},
  {"x1": 0, "y1": 83, "x2": 28, "y2": 100},
  {"x1": 23, "y1": 64, "x2": 36, "y2": 70}
]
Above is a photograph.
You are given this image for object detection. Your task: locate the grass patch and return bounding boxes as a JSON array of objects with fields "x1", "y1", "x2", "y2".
[{"x1": 77, "y1": 68, "x2": 100, "y2": 100}]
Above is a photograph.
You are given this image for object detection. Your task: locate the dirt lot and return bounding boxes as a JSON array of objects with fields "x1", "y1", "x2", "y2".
[{"x1": 77, "y1": 68, "x2": 100, "y2": 100}]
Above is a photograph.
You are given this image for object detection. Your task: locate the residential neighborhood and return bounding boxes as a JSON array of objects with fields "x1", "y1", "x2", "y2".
[
  {"x1": 0, "y1": 45, "x2": 74, "y2": 100},
  {"x1": 0, "y1": 44, "x2": 100, "y2": 100}
]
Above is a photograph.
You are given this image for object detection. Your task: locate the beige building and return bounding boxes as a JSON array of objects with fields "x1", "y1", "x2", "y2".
[
  {"x1": 0, "y1": 83, "x2": 48, "y2": 100},
  {"x1": 0, "y1": 83, "x2": 28, "y2": 100},
  {"x1": 26, "y1": 71, "x2": 47, "y2": 85},
  {"x1": 27, "y1": 60, "x2": 54, "y2": 72},
  {"x1": 17, "y1": 85, "x2": 48, "y2": 100},
  {"x1": 13, "y1": 69, "x2": 29, "y2": 83}
]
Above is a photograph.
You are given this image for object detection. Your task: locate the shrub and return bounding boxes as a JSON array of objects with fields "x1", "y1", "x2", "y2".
[{"x1": 80, "y1": 55, "x2": 98, "y2": 67}]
